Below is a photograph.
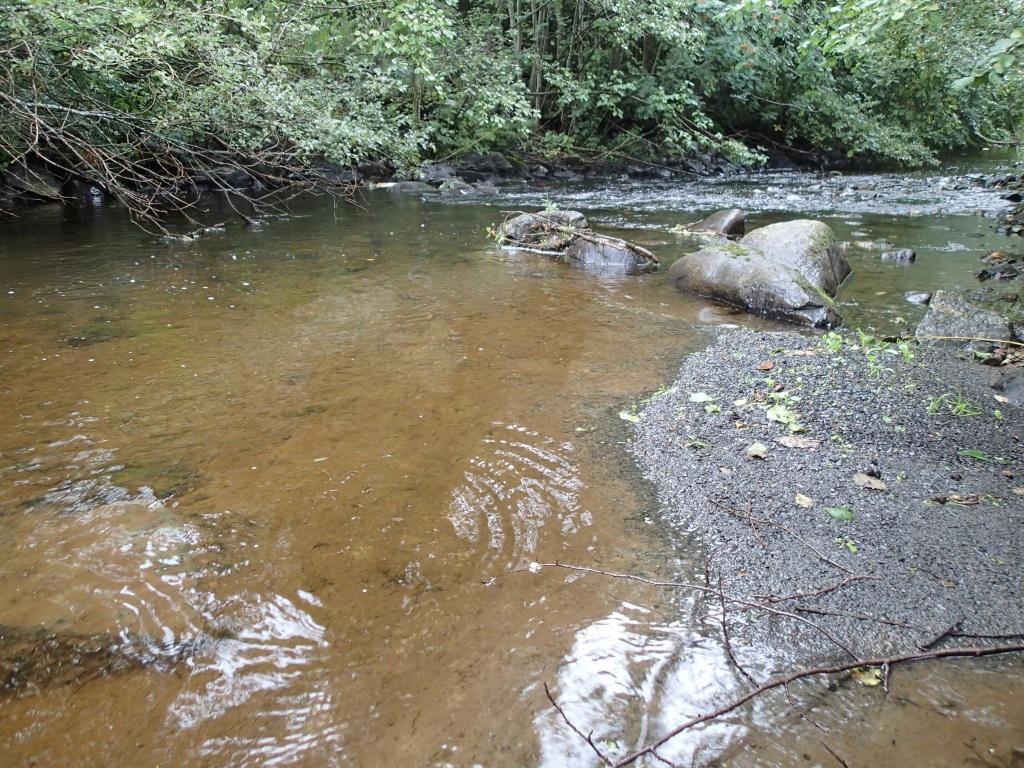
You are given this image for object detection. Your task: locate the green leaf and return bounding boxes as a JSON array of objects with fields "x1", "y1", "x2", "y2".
[
  {"x1": 618, "y1": 410, "x2": 640, "y2": 423},
  {"x1": 958, "y1": 449, "x2": 991, "y2": 462},
  {"x1": 826, "y1": 505, "x2": 856, "y2": 521},
  {"x1": 746, "y1": 441, "x2": 768, "y2": 458},
  {"x1": 689, "y1": 392, "x2": 715, "y2": 403}
]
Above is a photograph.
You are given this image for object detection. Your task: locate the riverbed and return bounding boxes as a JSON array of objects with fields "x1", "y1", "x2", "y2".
[{"x1": 1, "y1": 154, "x2": 1021, "y2": 767}]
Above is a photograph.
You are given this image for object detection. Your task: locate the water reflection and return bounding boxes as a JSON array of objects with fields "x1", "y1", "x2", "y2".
[
  {"x1": 537, "y1": 597, "x2": 744, "y2": 768},
  {"x1": 448, "y1": 422, "x2": 590, "y2": 569}
]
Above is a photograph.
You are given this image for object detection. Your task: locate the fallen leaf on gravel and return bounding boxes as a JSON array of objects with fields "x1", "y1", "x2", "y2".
[
  {"x1": 795, "y1": 493, "x2": 813, "y2": 508},
  {"x1": 689, "y1": 392, "x2": 715, "y2": 403},
  {"x1": 929, "y1": 493, "x2": 981, "y2": 506},
  {"x1": 619, "y1": 410, "x2": 640, "y2": 423},
  {"x1": 757, "y1": 361, "x2": 774, "y2": 371},
  {"x1": 851, "y1": 666, "x2": 883, "y2": 686},
  {"x1": 734, "y1": 421, "x2": 752, "y2": 428},
  {"x1": 825, "y1": 505, "x2": 856, "y2": 521},
  {"x1": 789, "y1": 350, "x2": 817, "y2": 356},
  {"x1": 746, "y1": 442, "x2": 767, "y2": 459},
  {"x1": 994, "y1": 394, "x2": 1010, "y2": 404},
  {"x1": 775, "y1": 436, "x2": 821, "y2": 448},
  {"x1": 942, "y1": 580, "x2": 955, "y2": 588},
  {"x1": 733, "y1": 398, "x2": 748, "y2": 407},
  {"x1": 1013, "y1": 488, "x2": 1024, "y2": 496},
  {"x1": 854, "y1": 473, "x2": 888, "y2": 491}
]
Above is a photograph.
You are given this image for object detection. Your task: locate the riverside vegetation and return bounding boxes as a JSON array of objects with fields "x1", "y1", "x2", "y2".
[{"x1": 1, "y1": 0, "x2": 1022, "y2": 225}]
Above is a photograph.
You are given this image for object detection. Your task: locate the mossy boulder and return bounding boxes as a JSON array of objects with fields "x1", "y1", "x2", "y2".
[{"x1": 667, "y1": 219, "x2": 849, "y2": 328}]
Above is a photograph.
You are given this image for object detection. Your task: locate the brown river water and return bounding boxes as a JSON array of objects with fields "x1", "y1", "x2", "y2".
[{"x1": 1, "y1": 162, "x2": 1022, "y2": 767}]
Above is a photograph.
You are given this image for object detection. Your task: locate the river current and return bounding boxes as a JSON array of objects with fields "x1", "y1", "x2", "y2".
[{"x1": 1, "y1": 153, "x2": 1021, "y2": 767}]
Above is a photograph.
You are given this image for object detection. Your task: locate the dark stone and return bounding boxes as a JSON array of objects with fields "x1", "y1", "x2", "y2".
[
  {"x1": 459, "y1": 151, "x2": 515, "y2": 176},
  {"x1": 690, "y1": 209, "x2": 745, "y2": 238},
  {"x1": 357, "y1": 160, "x2": 393, "y2": 180},
  {"x1": 1002, "y1": 191, "x2": 1023, "y2": 203},
  {"x1": 62, "y1": 179, "x2": 105, "y2": 205},
  {"x1": 5, "y1": 160, "x2": 62, "y2": 199},
  {"x1": 992, "y1": 368, "x2": 1024, "y2": 406},
  {"x1": 420, "y1": 163, "x2": 457, "y2": 183},
  {"x1": 564, "y1": 235, "x2": 657, "y2": 272},
  {"x1": 438, "y1": 178, "x2": 480, "y2": 196},
  {"x1": 494, "y1": 210, "x2": 656, "y2": 272},
  {"x1": 977, "y1": 264, "x2": 1020, "y2": 281},
  {"x1": 984, "y1": 173, "x2": 1016, "y2": 188},
  {"x1": 495, "y1": 210, "x2": 588, "y2": 251},
  {"x1": 307, "y1": 159, "x2": 358, "y2": 185},
  {"x1": 388, "y1": 181, "x2": 438, "y2": 195},
  {"x1": 667, "y1": 219, "x2": 849, "y2": 328},
  {"x1": 880, "y1": 248, "x2": 917, "y2": 263},
  {"x1": 916, "y1": 290, "x2": 1016, "y2": 348}
]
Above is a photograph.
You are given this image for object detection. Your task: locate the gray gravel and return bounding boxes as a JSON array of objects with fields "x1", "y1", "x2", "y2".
[{"x1": 629, "y1": 329, "x2": 1024, "y2": 671}]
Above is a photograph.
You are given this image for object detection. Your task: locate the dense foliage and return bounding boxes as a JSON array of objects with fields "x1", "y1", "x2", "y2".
[{"x1": 1, "y1": 0, "x2": 1020, "y2": 216}]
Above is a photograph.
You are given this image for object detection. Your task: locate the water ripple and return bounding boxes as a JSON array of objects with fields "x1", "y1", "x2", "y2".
[{"x1": 448, "y1": 422, "x2": 590, "y2": 567}]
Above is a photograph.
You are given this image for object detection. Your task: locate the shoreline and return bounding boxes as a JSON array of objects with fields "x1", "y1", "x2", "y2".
[{"x1": 628, "y1": 328, "x2": 1023, "y2": 671}]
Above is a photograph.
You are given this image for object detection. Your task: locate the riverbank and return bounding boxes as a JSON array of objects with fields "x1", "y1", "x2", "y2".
[{"x1": 629, "y1": 329, "x2": 1023, "y2": 671}]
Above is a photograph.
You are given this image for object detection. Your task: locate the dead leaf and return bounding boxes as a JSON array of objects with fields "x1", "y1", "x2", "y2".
[
  {"x1": 875, "y1": 291, "x2": 887, "y2": 296},
  {"x1": 994, "y1": 394, "x2": 1010, "y2": 404},
  {"x1": 734, "y1": 421, "x2": 752, "y2": 429},
  {"x1": 733, "y1": 398, "x2": 748, "y2": 407},
  {"x1": 746, "y1": 442, "x2": 767, "y2": 459},
  {"x1": 790, "y1": 350, "x2": 817, "y2": 356},
  {"x1": 942, "y1": 580, "x2": 956, "y2": 588},
  {"x1": 775, "y1": 436, "x2": 822, "y2": 449},
  {"x1": 795, "y1": 493, "x2": 813, "y2": 508},
  {"x1": 757, "y1": 361, "x2": 774, "y2": 371},
  {"x1": 854, "y1": 473, "x2": 888, "y2": 491},
  {"x1": 720, "y1": 467, "x2": 733, "y2": 475},
  {"x1": 1013, "y1": 488, "x2": 1024, "y2": 496}
]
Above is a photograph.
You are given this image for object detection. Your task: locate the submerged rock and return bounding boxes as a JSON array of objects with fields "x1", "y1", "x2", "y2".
[
  {"x1": 667, "y1": 219, "x2": 849, "y2": 328},
  {"x1": 881, "y1": 248, "x2": 916, "y2": 263},
  {"x1": 494, "y1": 210, "x2": 657, "y2": 272}
]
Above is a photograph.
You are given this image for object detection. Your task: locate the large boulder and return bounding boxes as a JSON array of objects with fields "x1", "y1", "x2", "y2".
[
  {"x1": 494, "y1": 210, "x2": 656, "y2": 272},
  {"x1": 667, "y1": 219, "x2": 849, "y2": 328},
  {"x1": 741, "y1": 220, "x2": 850, "y2": 294}
]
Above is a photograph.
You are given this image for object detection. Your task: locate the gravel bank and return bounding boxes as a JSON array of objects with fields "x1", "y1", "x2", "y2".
[{"x1": 630, "y1": 329, "x2": 1023, "y2": 670}]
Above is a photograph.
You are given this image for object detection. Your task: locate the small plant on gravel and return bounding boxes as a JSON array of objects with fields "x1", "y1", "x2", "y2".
[
  {"x1": 821, "y1": 331, "x2": 844, "y2": 353},
  {"x1": 927, "y1": 390, "x2": 984, "y2": 417},
  {"x1": 834, "y1": 535, "x2": 858, "y2": 553}
]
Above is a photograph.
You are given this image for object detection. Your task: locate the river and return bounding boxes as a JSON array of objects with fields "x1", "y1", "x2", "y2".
[{"x1": 1, "y1": 153, "x2": 1021, "y2": 767}]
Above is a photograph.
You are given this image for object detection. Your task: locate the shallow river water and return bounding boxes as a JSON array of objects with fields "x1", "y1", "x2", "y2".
[{"x1": 1, "y1": 154, "x2": 1022, "y2": 767}]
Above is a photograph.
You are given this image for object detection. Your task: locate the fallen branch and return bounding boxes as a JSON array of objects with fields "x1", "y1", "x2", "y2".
[{"x1": 585, "y1": 643, "x2": 1024, "y2": 767}]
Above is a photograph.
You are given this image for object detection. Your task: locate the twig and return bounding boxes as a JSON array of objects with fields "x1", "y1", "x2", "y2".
[
  {"x1": 597, "y1": 643, "x2": 1024, "y2": 767},
  {"x1": 919, "y1": 617, "x2": 964, "y2": 650},
  {"x1": 820, "y1": 740, "x2": 851, "y2": 768},
  {"x1": 785, "y1": 682, "x2": 828, "y2": 733},
  {"x1": 544, "y1": 683, "x2": 611, "y2": 766},
  {"x1": 718, "y1": 574, "x2": 756, "y2": 686},
  {"x1": 710, "y1": 498, "x2": 861, "y2": 576}
]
